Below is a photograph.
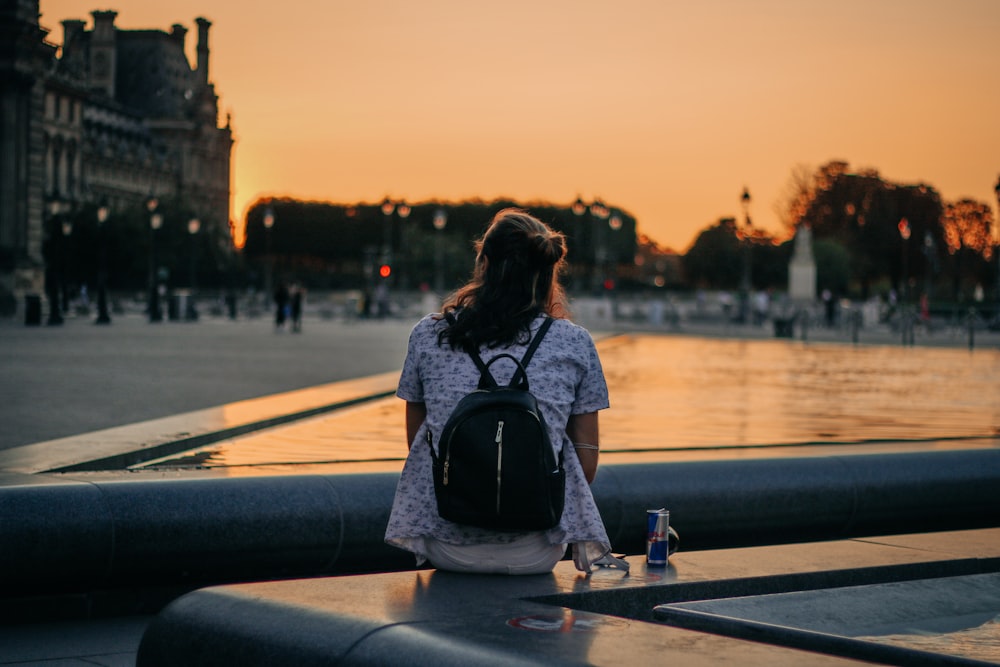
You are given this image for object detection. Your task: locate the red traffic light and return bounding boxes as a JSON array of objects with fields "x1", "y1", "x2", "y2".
[
  {"x1": 897, "y1": 218, "x2": 911, "y2": 240},
  {"x1": 379, "y1": 264, "x2": 392, "y2": 278}
]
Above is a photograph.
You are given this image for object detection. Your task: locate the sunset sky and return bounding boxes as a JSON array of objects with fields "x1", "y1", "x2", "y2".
[{"x1": 42, "y1": 0, "x2": 1000, "y2": 251}]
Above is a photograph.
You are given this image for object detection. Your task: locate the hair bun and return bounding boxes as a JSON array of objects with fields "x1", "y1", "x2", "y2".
[{"x1": 531, "y1": 232, "x2": 565, "y2": 266}]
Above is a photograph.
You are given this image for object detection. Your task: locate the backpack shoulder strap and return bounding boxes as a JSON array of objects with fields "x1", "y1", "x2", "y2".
[
  {"x1": 520, "y1": 316, "x2": 553, "y2": 369},
  {"x1": 445, "y1": 312, "x2": 553, "y2": 389},
  {"x1": 509, "y1": 316, "x2": 553, "y2": 388},
  {"x1": 444, "y1": 311, "x2": 498, "y2": 388}
]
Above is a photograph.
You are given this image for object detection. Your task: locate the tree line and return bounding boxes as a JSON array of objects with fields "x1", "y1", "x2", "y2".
[
  {"x1": 40, "y1": 161, "x2": 997, "y2": 307},
  {"x1": 240, "y1": 198, "x2": 642, "y2": 293},
  {"x1": 684, "y1": 161, "x2": 997, "y2": 303}
]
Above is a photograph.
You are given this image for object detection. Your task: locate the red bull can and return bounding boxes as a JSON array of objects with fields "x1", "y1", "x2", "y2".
[{"x1": 646, "y1": 508, "x2": 670, "y2": 565}]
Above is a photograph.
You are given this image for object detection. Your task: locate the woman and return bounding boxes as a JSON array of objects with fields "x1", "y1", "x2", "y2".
[{"x1": 385, "y1": 208, "x2": 616, "y2": 574}]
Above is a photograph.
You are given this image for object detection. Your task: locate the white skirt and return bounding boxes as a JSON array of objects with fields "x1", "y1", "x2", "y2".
[{"x1": 422, "y1": 533, "x2": 566, "y2": 575}]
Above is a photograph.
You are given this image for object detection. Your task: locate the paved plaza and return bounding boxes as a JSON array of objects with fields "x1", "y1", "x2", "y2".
[{"x1": 0, "y1": 310, "x2": 415, "y2": 451}]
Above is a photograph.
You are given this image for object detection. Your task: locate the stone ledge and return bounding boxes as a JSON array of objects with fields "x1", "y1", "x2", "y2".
[
  {"x1": 3, "y1": 449, "x2": 1000, "y2": 601},
  {"x1": 136, "y1": 528, "x2": 1000, "y2": 667},
  {"x1": 0, "y1": 371, "x2": 399, "y2": 474}
]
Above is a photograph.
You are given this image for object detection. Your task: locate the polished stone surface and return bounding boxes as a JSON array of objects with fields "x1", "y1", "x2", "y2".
[
  {"x1": 655, "y1": 573, "x2": 1000, "y2": 664},
  {"x1": 136, "y1": 528, "x2": 1000, "y2": 666}
]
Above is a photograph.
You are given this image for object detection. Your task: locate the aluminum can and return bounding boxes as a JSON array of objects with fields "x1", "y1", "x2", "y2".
[{"x1": 646, "y1": 508, "x2": 670, "y2": 565}]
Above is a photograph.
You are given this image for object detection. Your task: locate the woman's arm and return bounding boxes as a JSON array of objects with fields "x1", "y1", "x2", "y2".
[
  {"x1": 567, "y1": 411, "x2": 600, "y2": 484},
  {"x1": 405, "y1": 401, "x2": 427, "y2": 450}
]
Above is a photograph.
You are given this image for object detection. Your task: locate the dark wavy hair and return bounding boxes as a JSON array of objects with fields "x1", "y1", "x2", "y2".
[{"x1": 440, "y1": 208, "x2": 569, "y2": 352}]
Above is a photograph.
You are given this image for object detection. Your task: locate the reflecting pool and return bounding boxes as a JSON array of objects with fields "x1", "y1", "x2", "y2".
[{"x1": 141, "y1": 335, "x2": 1000, "y2": 472}]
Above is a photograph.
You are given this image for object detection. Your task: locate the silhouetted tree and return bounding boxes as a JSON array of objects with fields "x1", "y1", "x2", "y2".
[
  {"x1": 942, "y1": 199, "x2": 995, "y2": 299},
  {"x1": 813, "y1": 238, "x2": 852, "y2": 296},
  {"x1": 683, "y1": 218, "x2": 742, "y2": 288},
  {"x1": 781, "y1": 161, "x2": 945, "y2": 299}
]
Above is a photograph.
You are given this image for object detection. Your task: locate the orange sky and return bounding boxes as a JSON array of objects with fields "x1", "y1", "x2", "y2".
[{"x1": 42, "y1": 0, "x2": 1000, "y2": 252}]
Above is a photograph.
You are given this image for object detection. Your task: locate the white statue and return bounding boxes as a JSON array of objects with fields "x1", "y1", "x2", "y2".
[{"x1": 788, "y1": 225, "x2": 816, "y2": 302}]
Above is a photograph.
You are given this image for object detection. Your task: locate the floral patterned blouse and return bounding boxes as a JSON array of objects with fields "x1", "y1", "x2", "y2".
[{"x1": 385, "y1": 312, "x2": 613, "y2": 570}]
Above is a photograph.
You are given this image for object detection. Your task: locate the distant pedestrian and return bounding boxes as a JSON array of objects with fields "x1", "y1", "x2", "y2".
[
  {"x1": 718, "y1": 291, "x2": 733, "y2": 321},
  {"x1": 753, "y1": 290, "x2": 770, "y2": 326},
  {"x1": 822, "y1": 289, "x2": 835, "y2": 328},
  {"x1": 274, "y1": 282, "x2": 290, "y2": 330},
  {"x1": 375, "y1": 283, "x2": 389, "y2": 318}
]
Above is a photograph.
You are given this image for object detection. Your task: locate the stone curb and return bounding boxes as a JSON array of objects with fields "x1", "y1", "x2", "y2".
[{"x1": 3, "y1": 449, "x2": 999, "y2": 600}]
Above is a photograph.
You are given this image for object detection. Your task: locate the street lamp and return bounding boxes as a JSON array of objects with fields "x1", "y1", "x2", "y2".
[
  {"x1": 740, "y1": 187, "x2": 752, "y2": 323},
  {"x1": 994, "y1": 175, "x2": 1000, "y2": 317},
  {"x1": 433, "y1": 208, "x2": 448, "y2": 293},
  {"x1": 380, "y1": 197, "x2": 395, "y2": 277},
  {"x1": 898, "y1": 217, "x2": 913, "y2": 344},
  {"x1": 898, "y1": 217, "x2": 911, "y2": 302},
  {"x1": 147, "y1": 197, "x2": 163, "y2": 322},
  {"x1": 922, "y1": 229, "x2": 936, "y2": 302},
  {"x1": 59, "y1": 214, "x2": 73, "y2": 316},
  {"x1": 263, "y1": 206, "x2": 275, "y2": 301},
  {"x1": 396, "y1": 200, "x2": 411, "y2": 289},
  {"x1": 571, "y1": 197, "x2": 588, "y2": 292},
  {"x1": 606, "y1": 212, "x2": 622, "y2": 291},
  {"x1": 590, "y1": 199, "x2": 610, "y2": 293},
  {"x1": 95, "y1": 198, "x2": 111, "y2": 324},
  {"x1": 45, "y1": 198, "x2": 69, "y2": 326},
  {"x1": 378, "y1": 197, "x2": 409, "y2": 297},
  {"x1": 187, "y1": 217, "x2": 201, "y2": 321}
]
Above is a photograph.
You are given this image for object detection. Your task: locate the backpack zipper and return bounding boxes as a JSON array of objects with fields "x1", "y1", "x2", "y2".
[
  {"x1": 495, "y1": 420, "x2": 504, "y2": 514},
  {"x1": 430, "y1": 430, "x2": 450, "y2": 486}
]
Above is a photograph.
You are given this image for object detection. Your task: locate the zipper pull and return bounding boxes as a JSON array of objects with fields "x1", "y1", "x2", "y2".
[
  {"x1": 495, "y1": 420, "x2": 504, "y2": 444},
  {"x1": 443, "y1": 461, "x2": 449, "y2": 485}
]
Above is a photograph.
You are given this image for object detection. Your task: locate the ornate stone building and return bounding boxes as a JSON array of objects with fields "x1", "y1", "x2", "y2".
[{"x1": 0, "y1": 1, "x2": 232, "y2": 312}]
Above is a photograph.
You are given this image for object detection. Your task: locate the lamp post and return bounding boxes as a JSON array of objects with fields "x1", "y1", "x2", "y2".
[
  {"x1": 377, "y1": 198, "x2": 409, "y2": 311},
  {"x1": 898, "y1": 217, "x2": 912, "y2": 344},
  {"x1": 45, "y1": 198, "x2": 68, "y2": 326},
  {"x1": 60, "y1": 214, "x2": 73, "y2": 316},
  {"x1": 147, "y1": 197, "x2": 163, "y2": 322},
  {"x1": 607, "y1": 212, "x2": 622, "y2": 291},
  {"x1": 95, "y1": 198, "x2": 111, "y2": 324},
  {"x1": 590, "y1": 199, "x2": 610, "y2": 293},
  {"x1": 263, "y1": 207, "x2": 275, "y2": 301},
  {"x1": 186, "y1": 217, "x2": 200, "y2": 321},
  {"x1": 994, "y1": 176, "x2": 1000, "y2": 318},
  {"x1": 380, "y1": 197, "x2": 395, "y2": 280},
  {"x1": 898, "y1": 217, "x2": 911, "y2": 302},
  {"x1": 433, "y1": 208, "x2": 448, "y2": 293},
  {"x1": 571, "y1": 197, "x2": 589, "y2": 292},
  {"x1": 740, "y1": 187, "x2": 752, "y2": 324},
  {"x1": 922, "y1": 230, "x2": 936, "y2": 302},
  {"x1": 396, "y1": 201, "x2": 410, "y2": 289}
]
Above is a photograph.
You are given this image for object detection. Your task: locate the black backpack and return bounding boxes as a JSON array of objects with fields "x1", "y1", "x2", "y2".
[{"x1": 427, "y1": 315, "x2": 564, "y2": 531}]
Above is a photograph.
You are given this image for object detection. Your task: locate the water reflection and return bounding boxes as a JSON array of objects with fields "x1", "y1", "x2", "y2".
[
  {"x1": 142, "y1": 335, "x2": 1000, "y2": 470},
  {"x1": 599, "y1": 336, "x2": 1000, "y2": 449}
]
